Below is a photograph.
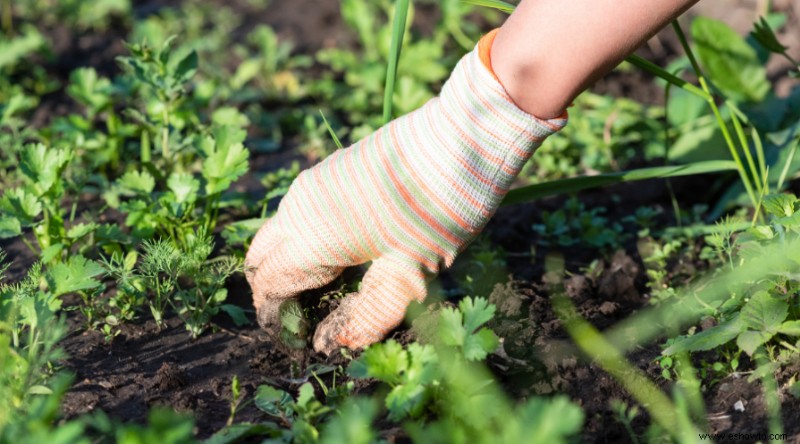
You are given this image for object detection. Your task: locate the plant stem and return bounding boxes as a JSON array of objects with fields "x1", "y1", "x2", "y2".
[
  {"x1": 670, "y1": 20, "x2": 759, "y2": 208},
  {"x1": 728, "y1": 102, "x2": 763, "y2": 195},
  {"x1": 383, "y1": 0, "x2": 410, "y2": 124},
  {"x1": 162, "y1": 106, "x2": 170, "y2": 160},
  {"x1": 776, "y1": 136, "x2": 799, "y2": 191},
  {"x1": 624, "y1": 54, "x2": 709, "y2": 101}
]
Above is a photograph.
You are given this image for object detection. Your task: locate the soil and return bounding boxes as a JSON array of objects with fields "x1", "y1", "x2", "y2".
[{"x1": 4, "y1": 0, "x2": 800, "y2": 442}]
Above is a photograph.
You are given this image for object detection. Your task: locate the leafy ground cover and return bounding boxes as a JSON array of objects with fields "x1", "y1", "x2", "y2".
[{"x1": 2, "y1": 0, "x2": 800, "y2": 443}]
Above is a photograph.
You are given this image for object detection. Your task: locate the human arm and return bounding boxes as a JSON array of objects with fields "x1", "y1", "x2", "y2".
[{"x1": 491, "y1": 0, "x2": 701, "y2": 119}]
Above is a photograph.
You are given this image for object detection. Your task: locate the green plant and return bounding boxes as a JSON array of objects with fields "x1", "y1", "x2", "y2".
[
  {"x1": 662, "y1": 193, "x2": 800, "y2": 362},
  {"x1": 610, "y1": 400, "x2": 641, "y2": 444},
  {"x1": 313, "y1": 0, "x2": 463, "y2": 138},
  {"x1": 56, "y1": 67, "x2": 136, "y2": 174},
  {"x1": 103, "y1": 229, "x2": 245, "y2": 337},
  {"x1": 0, "y1": 143, "x2": 110, "y2": 263},
  {"x1": 87, "y1": 406, "x2": 196, "y2": 444},
  {"x1": 524, "y1": 92, "x2": 665, "y2": 182},
  {"x1": 230, "y1": 25, "x2": 311, "y2": 101},
  {"x1": 0, "y1": 253, "x2": 103, "y2": 436},
  {"x1": 253, "y1": 383, "x2": 334, "y2": 442},
  {"x1": 117, "y1": 37, "x2": 199, "y2": 162},
  {"x1": 638, "y1": 237, "x2": 683, "y2": 303},
  {"x1": 532, "y1": 197, "x2": 626, "y2": 251},
  {"x1": 107, "y1": 125, "x2": 249, "y2": 246}
]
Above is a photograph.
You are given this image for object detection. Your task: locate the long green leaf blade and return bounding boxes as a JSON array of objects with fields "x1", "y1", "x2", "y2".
[
  {"x1": 383, "y1": 0, "x2": 410, "y2": 124},
  {"x1": 502, "y1": 160, "x2": 738, "y2": 205},
  {"x1": 461, "y1": 0, "x2": 515, "y2": 14}
]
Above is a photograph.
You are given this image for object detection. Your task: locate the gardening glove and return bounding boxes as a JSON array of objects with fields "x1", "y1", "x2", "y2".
[{"x1": 245, "y1": 30, "x2": 567, "y2": 355}]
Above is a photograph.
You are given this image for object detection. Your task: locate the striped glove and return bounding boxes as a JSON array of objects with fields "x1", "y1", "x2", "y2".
[{"x1": 245, "y1": 30, "x2": 567, "y2": 355}]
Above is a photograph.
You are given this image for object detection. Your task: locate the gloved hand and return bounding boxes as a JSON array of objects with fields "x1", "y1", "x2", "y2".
[{"x1": 245, "y1": 30, "x2": 566, "y2": 355}]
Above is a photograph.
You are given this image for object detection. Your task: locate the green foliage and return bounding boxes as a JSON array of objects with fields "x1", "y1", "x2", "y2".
[
  {"x1": 14, "y1": 0, "x2": 129, "y2": 32},
  {"x1": 437, "y1": 298, "x2": 499, "y2": 361},
  {"x1": 313, "y1": 0, "x2": 467, "y2": 138},
  {"x1": 107, "y1": 124, "x2": 250, "y2": 245},
  {"x1": 0, "y1": 252, "x2": 103, "y2": 439},
  {"x1": 230, "y1": 25, "x2": 311, "y2": 101},
  {"x1": 102, "y1": 229, "x2": 243, "y2": 337},
  {"x1": 664, "y1": 192, "x2": 800, "y2": 363},
  {"x1": 88, "y1": 406, "x2": 196, "y2": 444},
  {"x1": 0, "y1": 143, "x2": 110, "y2": 262},
  {"x1": 349, "y1": 297, "x2": 498, "y2": 421},
  {"x1": 0, "y1": 26, "x2": 46, "y2": 72},
  {"x1": 525, "y1": 92, "x2": 665, "y2": 182},
  {"x1": 692, "y1": 17, "x2": 770, "y2": 103},
  {"x1": 533, "y1": 197, "x2": 626, "y2": 251}
]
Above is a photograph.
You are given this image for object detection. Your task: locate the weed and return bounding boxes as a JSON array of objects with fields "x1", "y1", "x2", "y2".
[
  {"x1": 103, "y1": 229, "x2": 245, "y2": 337},
  {"x1": 533, "y1": 197, "x2": 626, "y2": 251}
]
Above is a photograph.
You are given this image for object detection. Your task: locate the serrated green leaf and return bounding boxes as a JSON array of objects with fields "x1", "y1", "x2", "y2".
[
  {"x1": 747, "y1": 360, "x2": 779, "y2": 383},
  {"x1": 0, "y1": 187, "x2": 42, "y2": 225},
  {"x1": 67, "y1": 67, "x2": 112, "y2": 112},
  {"x1": 212, "y1": 107, "x2": 250, "y2": 128},
  {"x1": 166, "y1": 172, "x2": 199, "y2": 204},
  {"x1": 736, "y1": 330, "x2": 773, "y2": 355},
  {"x1": 279, "y1": 299, "x2": 308, "y2": 336},
  {"x1": 202, "y1": 126, "x2": 250, "y2": 195},
  {"x1": 119, "y1": 170, "x2": 156, "y2": 195},
  {"x1": 319, "y1": 398, "x2": 377, "y2": 444},
  {"x1": 385, "y1": 382, "x2": 427, "y2": 420},
  {"x1": 747, "y1": 225, "x2": 775, "y2": 240},
  {"x1": 67, "y1": 222, "x2": 97, "y2": 239},
  {"x1": 41, "y1": 243, "x2": 64, "y2": 263},
  {"x1": 462, "y1": 327, "x2": 499, "y2": 361},
  {"x1": 740, "y1": 291, "x2": 788, "y2": 332},
  {"x1": 0, "y1": 25, "x2": 46, "y2": 70},
  {"x1": 762, "y1": 193, "x2": 797, "y2": 217},
  {"x1": 296, "y1": 382, "x2": 316, "y2": 409},
  {"x1": 437, "y1": 306, "x2": 465, "y2": 347},
  {"x1": 404, "y1": 342, "x2": 438, "y2": 385},
  {"x1": 19, "y1": 144, "x2": 71, "y2": 196},
  {"x1": 776, "y1": 212, "x2": 800, "y2": 229},
  {"x1": 692, "y1": 17, "x2": 770, "y2": 102},
  {"x1": 663, "y1": 316, "x2": 744, "y2": 355},
  {"x1": 0, "y1": 215, "x2": 22, "y2": 238},
  {"x1": 459, "y1": 297, "x2": 496, "y2": 332},
  {"x1": 46, "y1": 255, "x2": 104, "y2": 297},
  {"x1": 777, "y1": 320, "x2": 800, "y2": 336},
  {"x1": 351, "y1": 339, "x2": 407, "y2": 384}
]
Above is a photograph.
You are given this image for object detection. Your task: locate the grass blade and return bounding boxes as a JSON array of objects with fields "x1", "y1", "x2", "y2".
[
  {"x1": 383, "y1": 0, "x2": 410, "y2": 124},
  {"x1": 461, "y1": 0, "x2": 515, "y2": 14},
  {"x1": 625, "y1": 54, "x2": 710, "y2": 101},
  {"x1": 777, "y1": 136, "x2": 799, "y2": 191},
  {"x1": 502, "y1": 160, "x2": 738, "y2": 205},
  {"x1": 318, "y1": 110, "x2": 343, "y2": 150}
]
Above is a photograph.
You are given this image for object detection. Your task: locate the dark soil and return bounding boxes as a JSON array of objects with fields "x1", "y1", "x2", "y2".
[{"x1": 4, "y1": 0, "x2": 800, "y2": 442}]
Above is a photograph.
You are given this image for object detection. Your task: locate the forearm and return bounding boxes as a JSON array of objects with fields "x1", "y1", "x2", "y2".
[{"x1": 491, "y1": 0, "x2": 701, "y2": 118}]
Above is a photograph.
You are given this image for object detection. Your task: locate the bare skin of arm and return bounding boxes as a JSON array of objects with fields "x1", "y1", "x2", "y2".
[{"x1": 492, "y1": 0, "x2": 701, "y2": 119}]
